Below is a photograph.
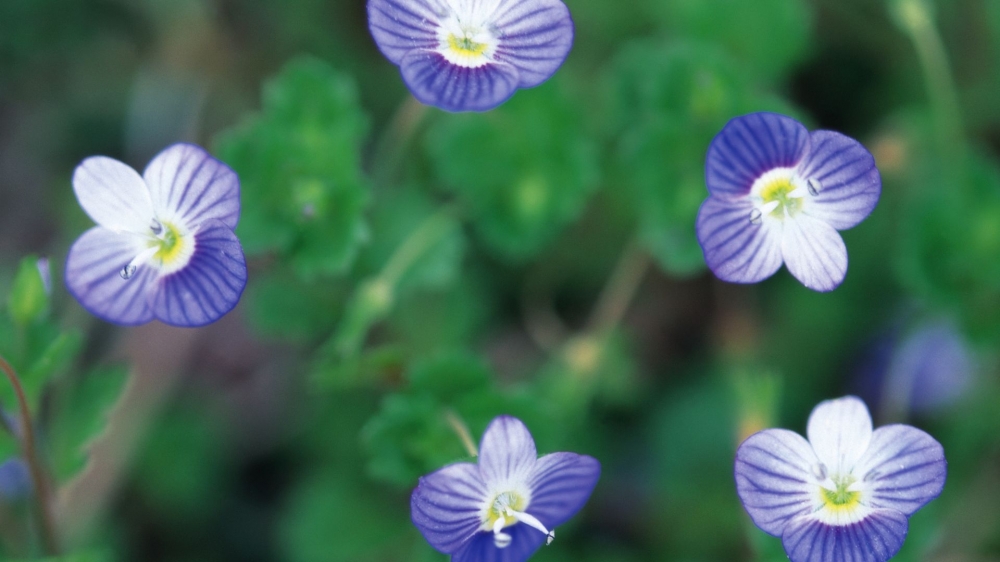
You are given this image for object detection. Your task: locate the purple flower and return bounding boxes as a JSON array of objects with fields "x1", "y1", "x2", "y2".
[
  {"x1": 696, "y1": 113, "x2": 881, "y2": 291},
  {"x1": 367, "y1": 0, "x2": 574, "y2": 112},
  {"x1": 411, "y1": 416, "x2": 600, "y2": 561},
  {"x1": 735, "y1": 396, "x2": 946, "y2": 562},
  {"x1": 66, "y1": 143, "x2": 247, "y2": 327}
]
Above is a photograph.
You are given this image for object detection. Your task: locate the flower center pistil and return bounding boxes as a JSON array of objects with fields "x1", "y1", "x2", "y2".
[
  {"x1": 483, "y1": 491, "x2": 555, "y2": 549},
  {"x1": 747, "y1": 169, "x2": 821, "y2": 224},
  {"x1": 819, "y1": 474, "x2": 862, "y2": 512},
  {"x1": 120, "y1": 218, "x2": 195, "y2": 280},
  {"x1": 438, "y1": 16, "x2": 496, "y2": 68}
]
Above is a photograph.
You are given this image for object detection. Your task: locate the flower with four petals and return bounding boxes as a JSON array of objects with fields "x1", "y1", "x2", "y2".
[
  {"x1": 367, "y1": 0, "x2": 574, "y2": 112},
  {"x1": 735, "y1": 396, "x2": 946, "y2": 562},
  {"x1": 696, "y1": 112, "x2": 881, "y2": 291},
  {"x1": 66, "y1": 143, "x2": 247, "y2": 327},
  {"x1": 411, "y1": 415, "x2": 600, "y2": 561}
]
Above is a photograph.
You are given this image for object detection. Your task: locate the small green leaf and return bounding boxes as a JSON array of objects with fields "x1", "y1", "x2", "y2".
[
  {"x1": 214, "y1": 56, "x2": 370, "y2": 280},
  {"x1": 48, "y1": 367, "x2": 129, "y2": 481},
  {"x1": 427, "y1": 80, "x2": 600, "y2": 260},
  {"x1": 7, "y1": 256, "x2": 49, "y2": 328}
]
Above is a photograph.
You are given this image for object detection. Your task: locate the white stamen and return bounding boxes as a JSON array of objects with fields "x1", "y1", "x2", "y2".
[
  {"x1": 493, "y1": 532, "x2": 512, "y2": 549},
  {"x1": 492, "y1": 516, "x2": 506, "y2": 535},
  {"x1": 788, "y1": 186, "x2": 810, "y2": 199},
  {"x1": 506, "y1": 508, "x2": 555, "y2": 545},
  {"x1": 120, "y1": 246, "x2": 159, "y2": 280},
  {"x1": 759, "y1": 200, "x2": 780, "y2": 216}
]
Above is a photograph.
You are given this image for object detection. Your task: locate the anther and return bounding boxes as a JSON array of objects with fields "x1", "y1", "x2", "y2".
[
  {"x1": 807, "y1": 178, "x2": 822, "y2": 196},
  {"x1": 749, "y1": 208, "x2": 762, "y2": 225}
]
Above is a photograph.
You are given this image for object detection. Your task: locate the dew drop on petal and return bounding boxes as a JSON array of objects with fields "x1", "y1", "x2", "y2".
[
  {"x1": 812, "y1": 462, "x2": 828, "y2": 481},
  {"x1": 807, "y1": 178, "x2": 821, "y2": 196},
  {"x1": 120, "y1": 264, "x2": 137, "y2": 280},
  {"x1": 494, "y1": 532, "x2": 512, "y2": 549},
  {"x1": 150, "y1": 218, "x2": 163, "y2": 235},
  {"x1": 749, "y1": 208, "x2": 763, "y2": 225}
]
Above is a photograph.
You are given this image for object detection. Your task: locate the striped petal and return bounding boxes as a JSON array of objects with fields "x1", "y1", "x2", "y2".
[
  {"x1": 149, "y1": 220, "x2": 247, "y2": 328},
  {"x1": 65, "y1": 226, "x2": 156, "y2": 326},
  {"x1": 478, "y1": 416, "x2": 537, "y2": 488},
  {"x1": 367, "y1": 0, "x2": 444, "y2": 65},
  {"x1": 400, "y1": 50, "x2": 520, "y2": 112},
  {"x1": 705, "y1": 113, "x2": 809, "y2": 197},
  {"x1": 781, "y1": 214, "x2": 848, "y2": 292},
  {"x1": 781, "y1": 509, "x2": 908, "y2": 562},
  {"x1": 696, "y1": 196, "x2": 783, "y2": 284},
  {"x1": 411, "y1": 462, "x2": 489, "y2": 554},
  {"x1": 806, "y1": 396, "x2": 872, "y2": 477},
  {"x1": 73, "y1": 156, "x2": 155, "y2": 234},
  {"x1": 525, "y1": 452, "x2": 600, "y2": 528},
  {"x1": 492, "y1": 0, "x2": 574, "y2": 88},
  {"x1": 735, "y1": 429, "x2": 821, "y2": 536},
  {"x1": 854, "y1": 425, "x2": 946, "y2": 516},
  {"x1": 451, "y1": 521, "x2": 547, "y2": 562},
  {"x1": 798, "y1": 131, "x2": 881, "y2": 230},
  {"x1": 143, "y1": 143, "x2": 240, "y2": 231}
]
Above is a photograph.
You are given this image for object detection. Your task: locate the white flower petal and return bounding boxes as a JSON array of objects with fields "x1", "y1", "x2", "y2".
[
  {"x1": 735, "y1": 429, "x2": 821, "y2": 536},
  {"x1": 143, "y1": 143, "x2": 240, "y2": 230},
  {"x1": 478, "y1": 416, "x2": 537, "y2": 489},
  {"x1": 854, "y1": 424, "x2": 946, "y2": 516},
  {"x1": 73, "y1": 156, "x2": 155, "y2": 233},
  {"x1": 806, "y1": 396, "x2": 872, "y2": 477},
  {"x1": 781, "y1": 214, "x2": 848, "y2": 292}
]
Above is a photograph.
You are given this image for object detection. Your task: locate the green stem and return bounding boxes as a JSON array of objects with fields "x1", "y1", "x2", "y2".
[
  {"x1": 585, "y1": 239, "x2": 651, "y2": 336},
  {"x1": 380, "y1": 205, "x2": 458, "y2": 287},
  {"x1": 0, "y1": 355, "x2": 59, "y2": 556},
  {"x1": 892, "y1": 0, "x2": 964, "y2": 162},
  {"x1": 370, "y1": 95, "x2": 430, "y2": 189},
  {"x1": 445, "y1": 410, "x2": 478, "y2": 458}
]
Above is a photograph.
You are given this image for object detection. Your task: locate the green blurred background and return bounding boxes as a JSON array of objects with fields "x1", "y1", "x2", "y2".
[{"x1": 1, "y1": 0, "x2": 999, "y2": 560}]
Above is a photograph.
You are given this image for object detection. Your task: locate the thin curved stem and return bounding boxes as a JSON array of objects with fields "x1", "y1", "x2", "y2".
[
  {"x1": 585, "y1": 239, "x2": 651, "y2": 335},
  {"x1": 370, "y1": 95, "x2": 430, "y2": 189},
  {"x1": 445, "y1": 410, "x2": 478, "y2": 458},
  {"x1": 0, "y1": 355, "x2": 59, "y2": 555}
]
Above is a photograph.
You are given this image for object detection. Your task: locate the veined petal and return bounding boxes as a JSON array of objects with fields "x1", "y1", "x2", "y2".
[
  {"x1": 400, "y1": 50, "x2": 520, "y2": 112},
  {"x1": 696, "y1": 196, "x2": 783, "y2": 284},
  {"x1": 806, "y1": 396, "x2": 872, "y2": 476},
  {"x1": 798, "y1": 130, "x2": 881, "y2": 230},
  {"x1": 781, "y1": 214, "x2": 848, "y2": 292},
  {"x1": 705, "y1": 113, "x2": 809, "y2": 197},
  {"x1": 525, "y1": 452, "x2": 600, "y2": 528},
  {"x1": 411, "y1": 462, "x2": 489, "y2": 554},
  {"x1": 73, "y1": 156, "x2": 155, "y2": 233},
  {"x1": 65, "y1": 227, "x2": 156, "y2": 326},
  {"x1": 478, "y1": 416, "x2": 537, "y2": 488},
  {"x1": 367, "y1": 0, "x2": 444, "y2": 65},
  {"x1": 492, "y1": 0, "x2": 574, "y2": 88},
  {"x1": 735, "y1": 429, "x2": 821, "y2": 536},
  {"x1": 149, "y1": 220, "x2": 247, "y2": 328},
  {"x1": 143, "y1": 143, "x2": 240, "y2": 231},
  {"x1": 854, "y1": 425, "x2": 946, "y2": 516},
  {"x1": 781, "y1": 509, "x2": 907, "y2": 562},
  {"x1": 451, "y1": 522, "x2": 547, "y2": 562}
]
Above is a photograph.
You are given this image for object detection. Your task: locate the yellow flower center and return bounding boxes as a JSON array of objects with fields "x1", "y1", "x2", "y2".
[
  {"x1": 759, "y1": 178, "x2": 803, "y2": 218},
  {"x1": 484, "y1": 491, "x2": 527, "y2": 531},
  {"x1": 448, "y1": 33, "x2": 488, "y2": 57},
  {"x1": 151, "y1": 221, "x2": 188, "y2": 266},
  {"x1": 821, "y1": 478, "x2": 861, "y2": 512}
]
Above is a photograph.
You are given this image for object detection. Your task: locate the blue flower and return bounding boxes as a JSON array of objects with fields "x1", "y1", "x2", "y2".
[
  {"x1": 65, "y1": 143, "x2": 247, "y2": 327},
  {"x1": 696, "y1": 112, "x2": 881, "y2": 291},
  {"x1": 411, "y1": 416, "x2": 600, "y2": 561},
  {"x1": 0, "y1": 458, "x2": 31, "y2": 502},
  {"x1": 367, "y1": 0, "x2": 574, "y2": 112},
  {"x1": 735, "y1": 396, "x2": 946, "y2": 562}
]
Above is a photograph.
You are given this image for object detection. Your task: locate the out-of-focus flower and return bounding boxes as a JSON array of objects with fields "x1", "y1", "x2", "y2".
[
  {"x1": 696, "y1": 112, "x2": 881, "y2": 291},
  {"x1": 411, "y1": 415, "x2": 600, "y2": 561},
  {"x1": 35, "y1": 257, "x2": 51, "y2": 296},
  {"x1": 367, "y1": 0, "x2": 574, "y2": 112},
  {"x1": 66, "y1": 143, "x2": 247, "y2": 327},
  {"x1": 0, "y1": 458, "x2": 31, "y2": 501},
  {"x1": 735, "y1": 396, "x2": 946, "y2": 562}
]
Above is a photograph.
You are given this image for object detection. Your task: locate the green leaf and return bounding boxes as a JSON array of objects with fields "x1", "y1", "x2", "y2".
[
  {"x1": 7, "y1": 256, "x2": 49, "y2": 328},
  {"x1": 245, "y1": 270, "x2": 346, "y2": 342},
  {"x1": 426, "y1": 80, "x2": 600, "y2": 260},
  {"x1": 214, "y1": 56, "x2": 370, "y2": 280},
  {"x1": 647, "y1": 0, "x2": 813, "y2": 81},
  {"x1": 47, "y1": 367, "x2": 129, "y2": 482}
]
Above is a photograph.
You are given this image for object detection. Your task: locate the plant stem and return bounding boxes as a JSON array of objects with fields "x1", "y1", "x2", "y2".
[
  {"x1": 0, "y1": 355, "x2": 59, "y2": 556},
  {"x1": 370, "y1": 95, "x2": 430, "y2": 189},
  {"x1": 380, "y1": 205, "x2": 457, "y2": 287},
  {"x1": 585, "y1": 239, "x2": 651, "y2": 335},
  {"x1": 445, "y1": 410, "x2": 478, "y2": 458}
]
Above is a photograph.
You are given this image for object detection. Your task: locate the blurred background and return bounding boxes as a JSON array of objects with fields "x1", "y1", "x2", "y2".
[{"x1": 1, "y1": 0, "x2": 999, "y2": 560}]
